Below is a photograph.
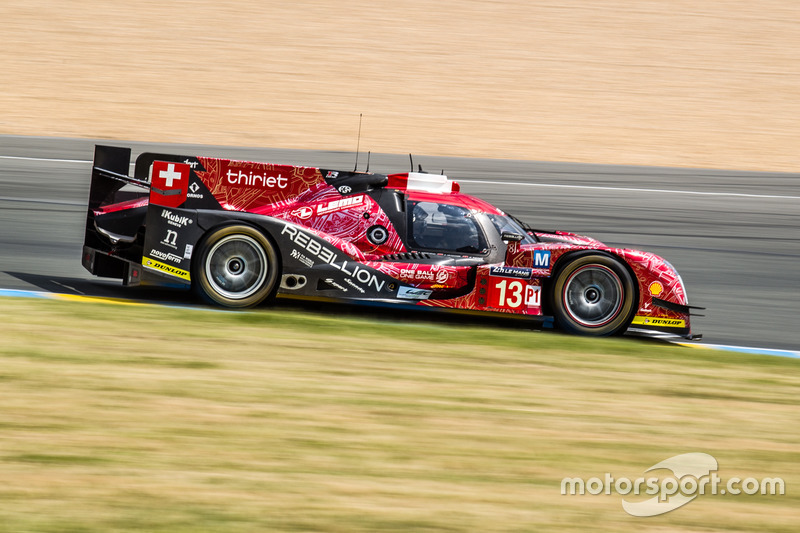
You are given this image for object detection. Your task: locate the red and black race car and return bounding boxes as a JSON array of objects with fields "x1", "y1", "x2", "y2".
[{"x1": 83, "y1": 145, "x2": 701, "y2": 338}]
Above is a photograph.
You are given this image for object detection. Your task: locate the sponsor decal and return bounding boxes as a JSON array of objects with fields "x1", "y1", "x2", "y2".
[
  {"x1": 488, "y1": 279, "x2": 541, "y2": 310},
  {"x1": 150, "y1": 161, "x2": 190, "y2": 208},
  {"x1": 489, "y1": 266, "x2": 533, "y2": 279},
  {"x1": 326, "y1": 171, "x2": 339, "y2": 179},
  {"x1": 399, "y1": 268, "x2": 438, "y2": 282},
  {"x1": 142, "y1": 256, "x2": 190, "y2": 280},
  {"x1": 343, "y1": 277, "x2": 365, "y2": 294},
  {"x1": 291, "y1": 206, "x2": 314, "y2": 220},
  {"x1": 281, "y1": 224, "x2": 385, "y2": 291},
  {"x1": 161, "y1": 209, "x2": 193, "y2": 228},
  {"x1": 323, "y1": 278, "x2": 348, "y2": 292},
  {"x1": 226, "y1": 169, "x2": 288, "y2": 189},
  {"x1": 397, "y1": 286, "x2": 433, "y2": 300},
  {"x1": 401, "y1": 268, "x2": 432, "y2": 281},
  {"x1": 632, "y1": 316, "x2": 686, "y2": 328},
  {"x1": 187, "y1": 181, "x2": 204, "y2": 199},
  {"x1": 337, "y1": 185, "x2": 351, "y2": 194},
  {"x1": 161, "y1": 229, "x2": 178, "y2": 249},
  {"x1": 317, "y1": 195, "x2": 365, "y2": 216},
  {"x1": 148, "y1": 248, "x2": 184, "y2": 265},
  {"x1": 649, "y1": 281, "x2": 664, "y2": 296},
  {"x1": 396, "y1": 267, "x2": 451, "y2": 285},
  {"x1": 533, "y1": 250, "x2": 551, "y2": 268},
  {"x1": 290, "y1": 249, "x2": 314, "y2": 268},
  {"x1": 184, "y1": 244, "x2": 193, "y2": 259}
]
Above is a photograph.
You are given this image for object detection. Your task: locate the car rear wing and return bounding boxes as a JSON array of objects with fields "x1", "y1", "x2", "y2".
[
  {"x1": 83, "y1": 146, "x2": 153, "y2": 282},
  {"x1": 87, "y1": 145, "x2": 149, "y2": 211}
]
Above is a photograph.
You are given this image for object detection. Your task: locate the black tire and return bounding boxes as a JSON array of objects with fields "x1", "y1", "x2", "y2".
[
  {"x1": 551, "y1": 253, "x2": 637, "y2": 336},
  {"x1": 193, "y1": 225, "x2": 279, "y2": 308}
]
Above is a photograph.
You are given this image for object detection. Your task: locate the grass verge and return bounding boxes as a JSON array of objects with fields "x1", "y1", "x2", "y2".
[{"x1": 0, "y1": 297, "x2": 797, "y2": 532}]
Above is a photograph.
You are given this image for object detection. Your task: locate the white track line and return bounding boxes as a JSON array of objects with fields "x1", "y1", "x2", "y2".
[
  {"x1": 0, "y1": 196, "x2": 84, "y2": 206},
  {"x1": 3, "y1": 154, "x2": 800, "y2": 200},
  {"x1": 459, "y1": 179, "x2": 800, "y2": 200},
  {"x1": 0, "y1": 155, "x2": 133, "y2": 166},
  {"x1": 0, "y1": 155, "x2": 92, "y2": 164}
]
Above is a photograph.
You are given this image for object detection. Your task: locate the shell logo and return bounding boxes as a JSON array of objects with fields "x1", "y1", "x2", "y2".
[{"x1": 649, "y1": 281, "x2": 664, "y2": 296}]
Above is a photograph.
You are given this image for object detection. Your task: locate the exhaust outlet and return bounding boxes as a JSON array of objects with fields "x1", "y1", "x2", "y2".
[{"x1": 280, "y1": 274, "x2": 307, "y2": 290}]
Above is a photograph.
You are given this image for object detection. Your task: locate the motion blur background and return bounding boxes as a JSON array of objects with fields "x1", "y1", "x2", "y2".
[
  {"x1": 3, "y1": 3, "x2": 800, "y2": 532},
  {"x1": 2, "y1": 0, "x2": 799, "y2": 171}
]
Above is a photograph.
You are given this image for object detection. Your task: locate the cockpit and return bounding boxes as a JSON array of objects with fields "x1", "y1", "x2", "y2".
[{"x1": 406, "y1": 200, "x2": 488, "y2": 254}]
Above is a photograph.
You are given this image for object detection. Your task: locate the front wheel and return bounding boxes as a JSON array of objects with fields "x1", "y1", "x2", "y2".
[
  {"x1": 551, "y1": 254, "x2": 637, "y2": 336},
  {"x1": 193, "y1": 225, "x2": 279, "y2": 308}
]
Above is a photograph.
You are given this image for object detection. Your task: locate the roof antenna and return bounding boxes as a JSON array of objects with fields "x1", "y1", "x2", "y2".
[
  {"x1": 365, "y1": 151, "x2": 371, "y2": 173},
  {"x1": 353, "y1": 113, "x2": 363, "y2": 172},
  {"x1": 418, "y1": 163, "x2": 424, "y2": 173},
  {"x1": 409, "y1": 153, "x2": 414, "y2": 172}
]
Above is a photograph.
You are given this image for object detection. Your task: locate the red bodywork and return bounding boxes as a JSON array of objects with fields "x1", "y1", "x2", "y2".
[{"x1": 85, "y1": 147, "x2": 698, "y2": 338}]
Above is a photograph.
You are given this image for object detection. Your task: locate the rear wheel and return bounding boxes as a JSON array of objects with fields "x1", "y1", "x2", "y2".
[
  {"x1": 193, "y1": 225, "x2": 279, "y2": 308},
  {"x1": 551, "y1": 253, "x2": 637, "y2": 336}
]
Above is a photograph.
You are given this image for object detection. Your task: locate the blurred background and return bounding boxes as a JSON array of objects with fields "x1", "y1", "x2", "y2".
[
  {"x1": 2, "y1": 0, "x2": 799, "y2": 170},
  {"x1": 2, "y1": 3, "x2": 800, "y2": 531}
]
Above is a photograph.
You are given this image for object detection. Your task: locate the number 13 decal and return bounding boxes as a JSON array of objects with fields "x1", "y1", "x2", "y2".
[{"x1": 489, "y1": 279, "x2": 541, "y2": 309}]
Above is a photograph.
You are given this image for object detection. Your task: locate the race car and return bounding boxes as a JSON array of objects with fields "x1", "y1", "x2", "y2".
[{"x1": 82, "y1": 145, "x2": 702, "y2": 338}]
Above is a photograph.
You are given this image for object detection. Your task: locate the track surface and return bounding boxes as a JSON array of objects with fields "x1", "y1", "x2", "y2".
[{"x1": 2, "y1": 135, "x2": 798, "y2": 350}]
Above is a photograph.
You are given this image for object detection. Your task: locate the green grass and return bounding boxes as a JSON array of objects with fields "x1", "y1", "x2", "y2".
[{"x1": 0, "y1": 297, "x2": 797, "y2": 532}]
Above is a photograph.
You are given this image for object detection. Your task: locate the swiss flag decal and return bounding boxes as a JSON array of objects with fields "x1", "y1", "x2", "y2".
[{"x1": 150, "y1": 161, "x2": 190, "y2": 208}]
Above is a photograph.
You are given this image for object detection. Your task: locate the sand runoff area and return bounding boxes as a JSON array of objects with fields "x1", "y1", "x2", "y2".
[{"x1": 2, "y1": 1, "x2": 799, "y2": 171}]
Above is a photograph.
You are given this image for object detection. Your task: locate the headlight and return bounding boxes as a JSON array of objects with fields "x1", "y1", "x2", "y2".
[{"x1": 663, "y1": 260, "x2": 688, "y2": 303}]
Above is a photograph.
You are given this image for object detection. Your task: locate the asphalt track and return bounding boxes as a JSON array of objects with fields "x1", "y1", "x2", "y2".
[{"x1": 1, "y1": 135, "x2": 798, "y2": 351}]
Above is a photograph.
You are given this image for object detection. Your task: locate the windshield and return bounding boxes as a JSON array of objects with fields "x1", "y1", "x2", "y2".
[
  {"x1": 486, "y1": 214, "x2": 537, "y2": 244},
  {"x1": 407, "y1": 201, "x2": 488, "y2": 254}
]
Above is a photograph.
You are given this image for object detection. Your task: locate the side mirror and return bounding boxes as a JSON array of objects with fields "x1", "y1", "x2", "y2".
[{"x1": 501, "y1": 232, "x2": 523, "y2": 264}]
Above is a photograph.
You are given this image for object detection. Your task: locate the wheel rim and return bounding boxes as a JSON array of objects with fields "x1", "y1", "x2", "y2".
[
  {"x1": 204, "y1": 234, "x2": 268, "y2": 300},
  {"x1": 562, "y1": 264, "x2": 624, "y2": 327}
]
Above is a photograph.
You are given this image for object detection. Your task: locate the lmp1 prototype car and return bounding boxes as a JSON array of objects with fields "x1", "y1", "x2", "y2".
[{"x1": 82, "y1": 145, "x2": 701, "y2": 338}]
